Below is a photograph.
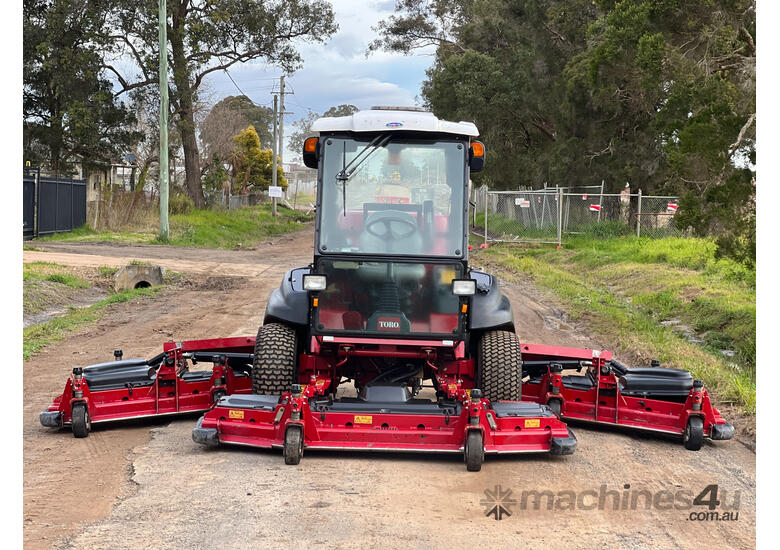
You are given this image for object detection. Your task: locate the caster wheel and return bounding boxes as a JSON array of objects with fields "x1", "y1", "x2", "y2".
[
  {"x1": 464, "y1": 431, "x2": 484, "y2": 472},
  {"x1": 71, "y1": 403, "x2": 90, "y2": 438},
  {"x1": 212, "y1": 390, "x2": 226, "y2": 406},
  {"x1": 548, "y1": 399, "x2": 562, "y2": 417},
  {"x1": 684, "y1": 416, "x2": 704, "y2": 451},
  {"x1": 284, "y1": 425, "x2": 304, "y2": 465}
]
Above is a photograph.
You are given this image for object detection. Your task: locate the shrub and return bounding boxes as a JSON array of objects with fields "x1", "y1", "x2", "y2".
[{"x1": 169, "y1": 192, "x2": 194, "y2": 215}]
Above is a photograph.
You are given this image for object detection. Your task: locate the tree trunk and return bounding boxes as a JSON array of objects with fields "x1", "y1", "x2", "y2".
[{"x1": 170, "y1": 6, "x2": 204, "y2": 207}]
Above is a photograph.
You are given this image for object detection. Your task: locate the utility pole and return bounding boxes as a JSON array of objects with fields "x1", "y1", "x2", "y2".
[
  {"x1": 271, "y1": 94, "x2": 278, "y2": 217},
  {"x1": 158, "y1": 0, "x2": 169, "y2": 239},
  {"x1": 279, "y1": 75, "x2": 285, "y2": 167}
]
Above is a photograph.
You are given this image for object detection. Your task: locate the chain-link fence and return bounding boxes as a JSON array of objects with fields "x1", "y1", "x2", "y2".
[{"x1": 471, "y1": 186, "x2": 684, "y2": 245}]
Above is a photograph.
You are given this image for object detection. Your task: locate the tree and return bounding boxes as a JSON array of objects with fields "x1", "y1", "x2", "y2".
[
  {"x1": 201, "y1": 95, "x2": 274, "y2": 160},
  {"x1": 288, "y1": 104, "x2": 358, "y2": 159},
  {"x1": 104, "y1": 0, "x2": 337, "y2": 206},
  {"x1": 373, "y1": 0, "x2": 755, "y2": 264},
  {"x1": 23, "y1": 0, "x2": 141, "y2": 174},
  {"x1": 231, "y1": 126, "x2": 286, "y2": 193}
]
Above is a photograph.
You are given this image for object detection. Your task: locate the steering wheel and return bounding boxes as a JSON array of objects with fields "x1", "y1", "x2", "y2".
[{"x1": 365, "y1": 212, "x2": 418, "y2": 240}]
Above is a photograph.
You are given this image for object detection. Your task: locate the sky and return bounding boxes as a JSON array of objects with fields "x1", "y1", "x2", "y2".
[{"x1": 200, "y1": 0, "x2": 436, "y2": 162}]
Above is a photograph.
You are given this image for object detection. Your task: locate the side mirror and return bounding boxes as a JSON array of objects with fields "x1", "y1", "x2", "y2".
[
  {"x1": 469, "y1": 141, "x2": 485, "y2": 172},
  {"x1": 303, "y1": 137, "x2": 319, "y2": 169}
]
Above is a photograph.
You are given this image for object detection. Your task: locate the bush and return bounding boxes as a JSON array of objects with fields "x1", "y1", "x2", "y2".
[{"x1": 169, "y1": 192, "x2": 194, "y2": 215}]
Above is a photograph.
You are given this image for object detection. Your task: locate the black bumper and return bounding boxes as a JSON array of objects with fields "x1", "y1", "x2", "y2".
[
  {"x1": 40, "y1": 411, "x2": 63, "y2": 428},
  {"x1": 550, "y1": 429, "x2": 577, "y2": 455},
  {"x1": 711, "y1": 422, "x2": 735, "y2": 441},
  {"x1": 192, "y1": 416, "x2": 219, "y2": 446}
]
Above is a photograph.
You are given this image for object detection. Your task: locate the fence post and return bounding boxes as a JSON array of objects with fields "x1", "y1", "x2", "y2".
[
  {"x1": 484, "y1": 185, "x2": 488, "y2": 245},
  {"x1": 597, "y1": 180, "x2": 604, "y2": 223},
  {"x1": 636, "y1": 188, "x2": 642, "y2": 237},
  {"x1": 557, "y1": 187, "x2": 563, "y2": 246}
]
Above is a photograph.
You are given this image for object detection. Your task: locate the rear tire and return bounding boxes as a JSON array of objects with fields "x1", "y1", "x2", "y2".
[
  {"x1": 252, "y1": 323, "x2": 298, "y2": 395},
  {"x1": 684, "y1": 416, "x2": 704, "y2": 451},
  {"x1": 464, "y1": 431, "x2": 484, "y2": 472},
  {"x1": 477, "y1": 330, "x2": 522, "y2": 402},
  {"x1": 284, "y1": 425, "x2": 304, "y2": 465},
  {"x1": 71, "y1": 403, "x2": 90, "y2": 438}
]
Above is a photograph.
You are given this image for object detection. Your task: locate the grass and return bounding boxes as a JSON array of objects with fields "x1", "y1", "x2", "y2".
[
  {"x1": 478, "y1": 236, "x2": 756, "y2": 414},
  {"x1": 37, "y1": 204, "x2": 313, "y2": 249},
  {"x1": 23, "y1": 286, "x2": 160, "y2": 360},
  {"x1": 23, "y1": 262, "x2": 90, "y2": 288}
]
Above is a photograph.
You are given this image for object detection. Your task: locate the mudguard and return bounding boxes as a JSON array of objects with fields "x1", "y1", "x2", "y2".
[
  {"x1": 469, "y1": 270, "x2": 514, "y2": 332},
  {"x1": 263, "y1": 267, "x2": 311, "y2": 326}
]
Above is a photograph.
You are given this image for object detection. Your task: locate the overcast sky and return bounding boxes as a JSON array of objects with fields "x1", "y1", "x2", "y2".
[{"x1": 200, "y1": 0, "x2": 435, "y2": 161}]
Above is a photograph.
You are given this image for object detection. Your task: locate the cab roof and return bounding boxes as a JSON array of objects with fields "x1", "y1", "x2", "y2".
[{"x1": 310, "y1": 107, "x2": 479, "y2": 137}]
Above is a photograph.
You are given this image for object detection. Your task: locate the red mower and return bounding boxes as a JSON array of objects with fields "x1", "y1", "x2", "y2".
[
  {"x1": 519, "y1": 343, "x2": 734, "y2": 450},
  {"x1": 41, "y1": 108, "x2": 732, "y2": 468},
  {"x1": 40, "y1": 337, "x2": 254, "y2": 436}
]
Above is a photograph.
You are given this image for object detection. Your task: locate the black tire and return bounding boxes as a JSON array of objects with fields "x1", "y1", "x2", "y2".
[
  {"x1": 684, "y1": 416, "x2": 704, "y2": 451},
  {"x1": 71, "y1": 403, "x2": 90, "y2": 438},
  {"x1": 284, "y1": 425, "x2": 304, "y2": 465},
  {"x1": 464, "y1": 430, "x2": 484, "y2": 472},
  {"x1": 548, "y1": 399, "x2": 562, "y2": 417},
  {"x1": 252, "y1": 323, "x2": 298, "y2": 395},
  {"x1": 477, "y1": 330, "x2": 522, "y2": 402}
]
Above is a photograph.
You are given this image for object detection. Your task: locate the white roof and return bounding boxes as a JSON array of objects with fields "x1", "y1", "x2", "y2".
[{"x1": 311, "y1": 108, "x2": 479, "y2": 137}]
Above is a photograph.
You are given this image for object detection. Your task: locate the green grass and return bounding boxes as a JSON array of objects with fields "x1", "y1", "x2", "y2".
[
  {"x1": 479, "y1": 236, "x2": 756, "y2": 414},
  {"x1": 38, "y1": 204, "x2": 313, "y2": 249},
  {"x1": 23, "y1": 287, "x2": 160, "y2": 360},
  {"x1": 23, "y1": 262, "x2": 89, "y2": 288}
]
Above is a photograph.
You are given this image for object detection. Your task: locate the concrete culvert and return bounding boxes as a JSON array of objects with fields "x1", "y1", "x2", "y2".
[{"x1": 114, "y1": 265, "x2": 164, "y2": 292}]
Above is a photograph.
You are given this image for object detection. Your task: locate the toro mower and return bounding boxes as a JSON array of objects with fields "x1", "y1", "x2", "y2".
[{"x1": 40, "y1": 107, "x2": 732, "y2": 469}]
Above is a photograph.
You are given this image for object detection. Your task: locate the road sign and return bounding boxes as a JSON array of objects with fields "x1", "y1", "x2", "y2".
[{"x1": 269, "y1": 186, "x2": 283, "y2": 198}]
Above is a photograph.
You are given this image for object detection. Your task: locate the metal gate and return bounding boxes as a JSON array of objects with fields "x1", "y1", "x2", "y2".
[{"x1": 23, "y1": 170, "x2": 87, "y2": 238}]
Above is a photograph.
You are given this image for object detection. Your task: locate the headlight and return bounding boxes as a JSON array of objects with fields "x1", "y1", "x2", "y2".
[
  {"x1": 302, "y1": 274, "x2": 327, "y2": 291},
  {"x1": 452, "y1": 279, "x2": 476, "y2": 296}
]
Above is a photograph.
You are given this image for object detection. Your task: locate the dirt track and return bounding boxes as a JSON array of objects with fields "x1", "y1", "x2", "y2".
[{"x1": 23, "y1": 231, "x2": 755, "y2": 549}]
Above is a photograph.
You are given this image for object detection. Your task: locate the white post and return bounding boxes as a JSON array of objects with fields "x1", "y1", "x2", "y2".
[
  {"x1": 636, "y1": 188, "x2": 642, "y2": 237},
  {"x1": 484, "y1": 186, "x2": 488, "y2": 245},
  {"x1": 557, "y1": 187, "x2": 563, "y2": 246},
  {"x1": 597, "y1": 179, "x2": 604, "y2": 223}
]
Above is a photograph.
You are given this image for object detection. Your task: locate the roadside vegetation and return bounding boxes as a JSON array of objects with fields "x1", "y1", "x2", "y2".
[
  {"x1": 477, "y1": 236, "x2": 755, "y2": 415},
  {"x1": 23, "y1": 262, "x2": 162, "y2": 359},
  {"x1": 37, "y1": 204, "x2": 312, "y2": 249}
]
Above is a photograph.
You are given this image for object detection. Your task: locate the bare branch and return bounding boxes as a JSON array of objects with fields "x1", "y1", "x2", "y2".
[{"x1": 728, "y1": 113, "x2": 755, "y2": 157}]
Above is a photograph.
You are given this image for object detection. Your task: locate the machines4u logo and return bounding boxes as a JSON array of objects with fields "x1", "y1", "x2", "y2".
[{"x1": 481, "y1": 485, "x2": 516, "y2": 520}]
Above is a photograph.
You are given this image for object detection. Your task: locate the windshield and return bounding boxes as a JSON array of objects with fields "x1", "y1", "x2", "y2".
[{"x1": 318, "y1": 136, "x2": 466, "y2": 256}]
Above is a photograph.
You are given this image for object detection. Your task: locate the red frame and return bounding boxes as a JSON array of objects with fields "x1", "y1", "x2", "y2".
[
  {"x1": 202, "y1": 371, "x2": 572, "y2": 455},
  {"x1": 43, "y1": 337, "x2": 254, "y2": 427},
  {"x1": 519, "y1": 343, "x2": 731, "y2": 438}
]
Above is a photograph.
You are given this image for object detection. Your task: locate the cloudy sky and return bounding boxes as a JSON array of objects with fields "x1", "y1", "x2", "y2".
[{"x1": 200, "y1": 0, "x2": 436, "y2": 160}]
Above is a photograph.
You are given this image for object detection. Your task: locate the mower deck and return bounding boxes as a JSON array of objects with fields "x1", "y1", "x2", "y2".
[
  {"x1": 193, "y1": 381, "x2": 575, "y2": 470},
  {"x1": 519, "y1": 343, "x2": 734, "y2": 449},
  {"x1": 40, "y1": 337, "x2": 254, "y2": 436}
]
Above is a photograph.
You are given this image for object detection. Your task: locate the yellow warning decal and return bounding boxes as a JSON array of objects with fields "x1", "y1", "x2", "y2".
[
  {"x1": 315, "y1": 379, "x2": 326, "y2": 386},
  {"x1": 524, "y1": 419, "x2": 540, "y2": 428},
  {"x1": 229, "y1": 410, "x2": 244, "y2": 420},
  {"x1": 354, "y1": 415, "x2": 373, "y2": 424}
]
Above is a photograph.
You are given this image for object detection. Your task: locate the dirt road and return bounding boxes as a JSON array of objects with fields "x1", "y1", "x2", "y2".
[{"x1": 24, "y1": 232, "x2": 755, "y2": 549}]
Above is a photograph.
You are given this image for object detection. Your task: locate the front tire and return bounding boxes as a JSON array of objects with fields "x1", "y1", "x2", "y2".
[
  {"x1": 71, "y1": 403, "x2": 90, "y2": 438},
  {"x1": 252, "y1": 323, "x2": 298, "y2": 395},
  {"x1": 477, "y1": 330, "x2": 522, "y2": 402}
]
